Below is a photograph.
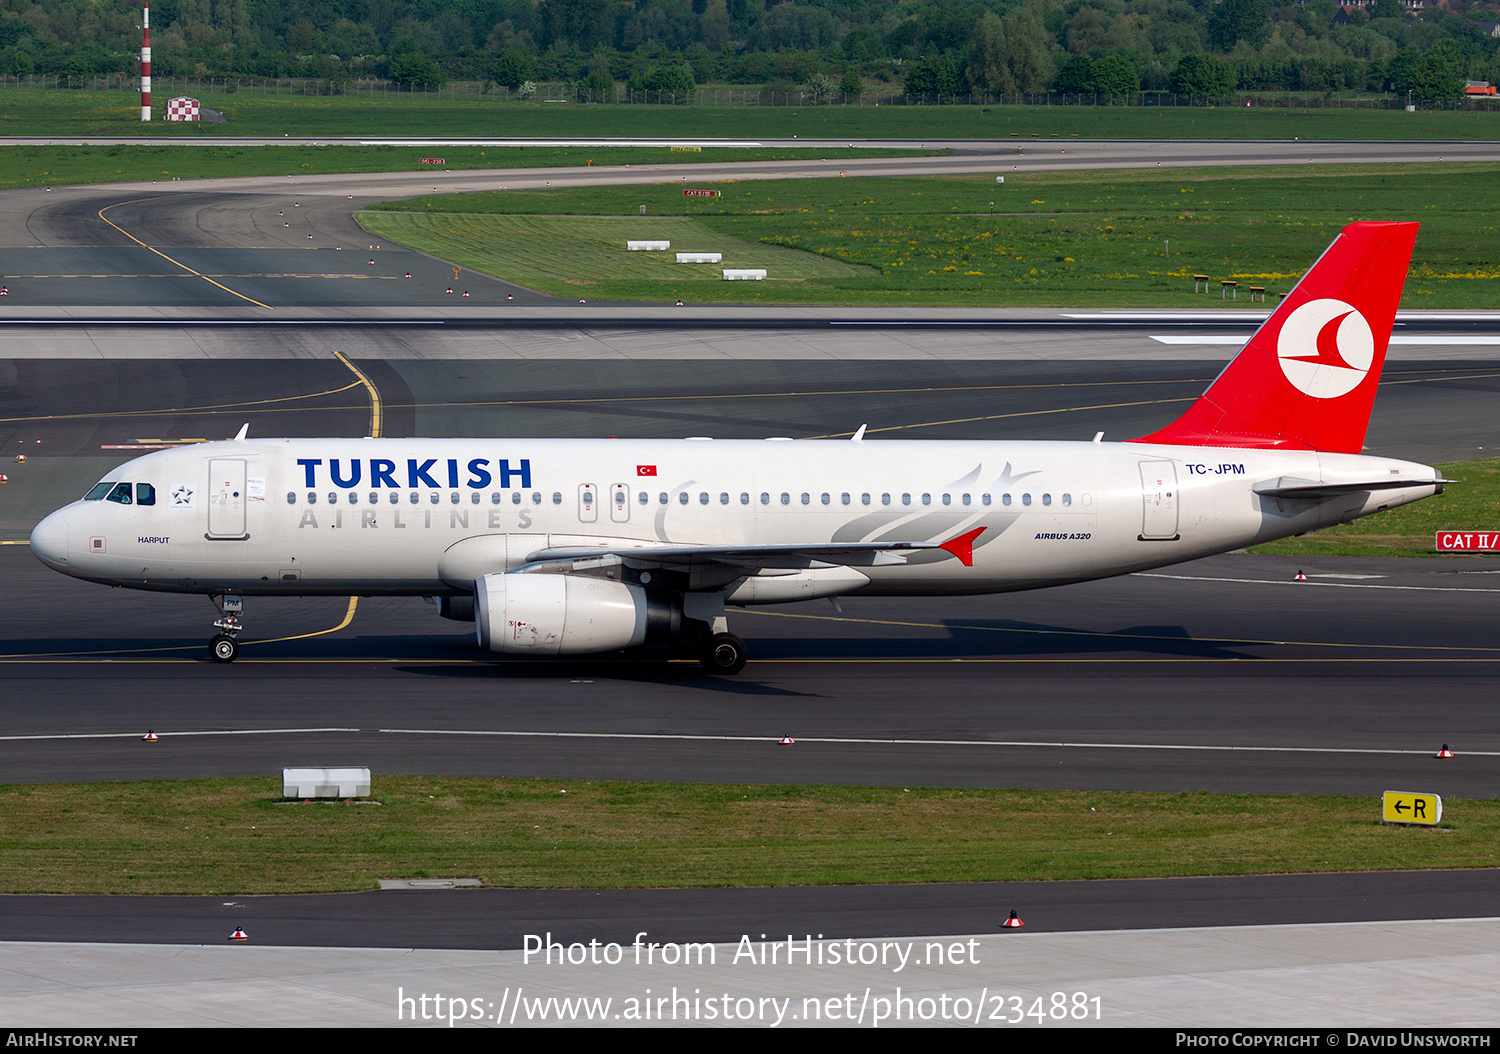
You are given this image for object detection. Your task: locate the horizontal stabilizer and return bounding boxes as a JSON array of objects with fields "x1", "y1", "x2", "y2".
[{"x1": 1252, "y1": 477, "x2": 1448, "y2": 500}]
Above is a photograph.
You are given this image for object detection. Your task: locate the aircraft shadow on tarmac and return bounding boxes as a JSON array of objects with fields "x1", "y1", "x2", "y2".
[{"x1": 0, "y1": 615, "x2": 1255, "y2": 669}]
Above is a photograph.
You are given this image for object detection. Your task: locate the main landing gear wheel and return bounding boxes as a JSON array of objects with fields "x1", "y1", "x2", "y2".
[
  {"x1": 701, "y1": 633, "x2": 748, "y2": 675},
  {"x1": 209, "y1": 634, "x2": 239, "y2": 663}
]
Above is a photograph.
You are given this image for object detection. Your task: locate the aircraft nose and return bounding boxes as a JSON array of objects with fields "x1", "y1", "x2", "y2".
[{"x1": 29, "y1": 509, "x2": 70, "y2": 571}]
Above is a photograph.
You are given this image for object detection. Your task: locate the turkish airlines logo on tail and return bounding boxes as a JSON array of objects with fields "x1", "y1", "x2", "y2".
[{"x1": 1276, "y1": 298, "x2": 1375, "y2": 399}]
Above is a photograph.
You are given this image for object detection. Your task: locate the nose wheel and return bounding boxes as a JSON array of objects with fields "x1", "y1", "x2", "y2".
[
  {"x1": 209, "y1": 633, "x2": 239, "y2": 663},
  {"x1": 209, "y1": 594, "x2": 244, "y2": 663},
  {"x1": 700, "y1": 632, "x2": 748, "y2": 675}
]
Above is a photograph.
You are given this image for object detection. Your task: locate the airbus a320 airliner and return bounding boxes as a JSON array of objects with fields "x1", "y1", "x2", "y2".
[{"x1": 30, "y1": 222, "x2": 1440, "y2": 674}]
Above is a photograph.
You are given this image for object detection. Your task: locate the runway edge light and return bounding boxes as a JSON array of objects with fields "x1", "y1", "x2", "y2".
[{"x1": 1382, "y1": 790, "x2": 1443, "y2": 826}]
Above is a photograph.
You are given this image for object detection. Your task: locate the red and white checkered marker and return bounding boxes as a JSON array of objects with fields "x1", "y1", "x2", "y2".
[
  {"x1": 143, "y1": 730, "x2": 158, "y2": 742},
  {"x1": 229, "y1": 927, "x2": 248, "y2": 941},
  {"x1": 165, "y1": 96, "x2": 199, "y2": 122},
  {"x1": 1438, "y1": 744, "x2": 1454, "y2": 759},
  {"x1": 1295, "y1": 570, "x2": 1307, "y2": 581},
  {"x1": 1003, "y1": 911, "x2": 1024, "y2": 928},
  {"x1": 779, "y1": 735, "x2": 794, "y2": 745}
]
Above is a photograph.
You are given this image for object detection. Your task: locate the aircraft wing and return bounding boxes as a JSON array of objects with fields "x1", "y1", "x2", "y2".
[{"x1": 521, "y1": 527, "x2": 986, "y2": 573}]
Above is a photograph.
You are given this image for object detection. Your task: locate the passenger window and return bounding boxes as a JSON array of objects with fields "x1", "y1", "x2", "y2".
[
  {"x1": 740, "y1": 493, "x2": 750, "y2": 505},
  {"x1": 862, "y1": 493, "x2": 871, "y2": 505},
  {"x1": 491, "y1": 492, "x2": 501, "y2": 505},
  {"x1": 410, "y1": 493, "x2": 419, "y2": 505},
  {"x1": 512, "y1": 492, "x2": 522, "y2": 505},
  {"x1": 389, "y1": 493, "x2": 399, "y2": 505},
  {"x1": 780, "y1": 493, "x2": 790, "y2": 506},
  {"x1": 1002, "y1": 494, "x2": 1011, "y2": 506},
  {"x1": 1042, "y1": 493, "x2": 1052, "y2": 506},
  {"x1": 922, "y1": 493, "x2": 931, "y2": 506},
  {"x1": 1022, "y1": 493, "x2": 1032, "y2": 506},
  {"x1": 881, "y1": 493, "x2": 890, "y2": 505},
  {"x1": 841, "y1": 493, "x2": 850, "y2": 505},
  {"x1": 962, "y1": 493, "x2": 971, "y2": 506},
  {"x1": 286, "y1": 492, "x2": 297, "y2": 504},
  {"x1": 429, "y1": 492, "x2": 439, "y2": 505},
  {"x1": 107, "y1": 482, "x2": 132, "y2": 505},
  {"x1": 983, "y1": 494, "x2": 992, "y2": 506},
  {"x1": 553, "y1": 492, "x2": 562, "y2": 505},
  {"x1": 821, "y1": 493, "x2": 830, "y2": 505},
  {"x1": 328, "y1": 493, "x2": 337, "y2": 505},
  {"x1": 369, "y1": 493, "x2": 379, "y2": 505},
  {"x1": 638, "y1": 491, "x2": 649, "y2": 505},
  {"x1": 699, "y1": 492, "x2": 709, "y2": 505},
  {"x1": 760, "y1": 493, "x2": 770, "y2": 505},
  {"x1": 801, "y1": 493, "x2": 810, "y2": 505},
  {"x1": 308, "y1": 492, "x2": 318, "y2": 505},
  {"x1": 470, "y1": 491, "x2": 480, "y2": 505},
  {"x1": 659, "y1": 492, "x2": 668, "y2": 505},
  {"x1": 901, "y1": 493, "x2": 911, "y2": 506},
  {"x1": 720, "y1": 493, "x2": 729, "y2": 505},
  {"x1": 532, "y1": 492, "x2": 542, "y2": 505},
  {"x1": 136, "y1": 483, "x2": 156, "y2": 506},
  {"x1": 1063, "y1": 493, "x2": 1072, "y2": 506},
  {"x1": 679, "y1": 492, "x2": 689, "y2": 505},
  {"x1": 350, "y1": 492, "x2": 359, "y2": 504},
  {"x1": 84, "y1": 482, "x2": 113, "y2": 501},
  {"x1": 941, "y1": 493, "x2": 950, "y2": 506}
]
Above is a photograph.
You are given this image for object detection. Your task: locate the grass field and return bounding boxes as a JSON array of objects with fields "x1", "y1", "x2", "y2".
[
  {"x1": 3, "y1": 85, "x2": 1500, "y2": 140},
  {"x1": 358, "y1": 163, "x2": 1500, "y2": 306},
  {"x1": 0, "y1": 143, "x2": 936, "y2": 190},
  {"x1": 1251, "y1": 456, "x2": 1500, "y2": 558},
  {"x1": 0, "y1": 776, "x2": 1492, "y2": 895}
]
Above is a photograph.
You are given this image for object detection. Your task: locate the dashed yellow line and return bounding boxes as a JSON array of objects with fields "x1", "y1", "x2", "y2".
[{"x1": 96, "y1": 199, "x2": 273, "y2": 311}]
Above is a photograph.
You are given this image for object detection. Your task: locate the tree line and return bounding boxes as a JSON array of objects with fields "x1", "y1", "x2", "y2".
[{"x1": 0, "y1": 0, "x2": 1496, "y2": 101}]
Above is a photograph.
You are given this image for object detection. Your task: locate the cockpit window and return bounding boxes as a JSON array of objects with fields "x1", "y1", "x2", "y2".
[
  {"x1": 84, "y1": 482, "x2": 114, "y2": 501},
  {"x1": 106, "y1": 482, "x2": 133, "y2": 505},
  {"x1": 136, "y1": 483, "x2": 156, "y2": 506}
]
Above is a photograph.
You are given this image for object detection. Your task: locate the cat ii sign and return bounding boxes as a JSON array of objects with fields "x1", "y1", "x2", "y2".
[{"x1": 1435, "y1": 532, "x2": 1500, "y2": 551}]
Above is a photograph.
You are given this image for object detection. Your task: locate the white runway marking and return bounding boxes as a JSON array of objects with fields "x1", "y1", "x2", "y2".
[
  {"x1": 1151, "y1": 335, "x2": 1500, "y2": 345},
  {"x1": 1135, "y1": 572, "x2": 1500, "y2": 593},
  {"x1": 2, "y1": 726, "x2": 1493, "y2": 757}
]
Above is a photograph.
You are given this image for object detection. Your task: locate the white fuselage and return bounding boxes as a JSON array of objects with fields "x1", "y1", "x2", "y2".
[{"x1": 30, "y1": 437, "x2": 1440, "y2": 601}]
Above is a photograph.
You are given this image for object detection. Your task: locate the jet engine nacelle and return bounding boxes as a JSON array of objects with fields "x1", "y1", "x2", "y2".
[{"x1": 474, "y1": 572, "x2": 651, "y2": 655}]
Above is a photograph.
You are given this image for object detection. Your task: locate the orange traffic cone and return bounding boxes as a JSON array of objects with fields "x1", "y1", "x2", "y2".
[
  {"x1": 779, "y1": 735, "x2": 794, "y2": 745},
  {"x1": 1295, "y1": 570, "x2": 1307, "y2": 581},
  {"x1": 143, "y1": 730, "x2": 158, "y2": 742},
  {"x1": 229, "y1": 927, "x2": 248, "y2": 941},
  {"x1": 1438, "y1": 744, "x2": 1454, "y2": 759},
  {"x1": 1003, "y1": 911, "x2": 1024, "y2": 928}
]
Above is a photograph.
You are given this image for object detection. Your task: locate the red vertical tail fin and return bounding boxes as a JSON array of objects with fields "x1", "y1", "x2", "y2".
[{"x1": 1130, "y1": 221, "x2": 1418, "y2": 454}]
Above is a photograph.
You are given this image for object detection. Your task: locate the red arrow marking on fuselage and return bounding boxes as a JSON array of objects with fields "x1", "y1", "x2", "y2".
[{"x1": 939, "y1": 526, "x2": 987, "y2": 567}]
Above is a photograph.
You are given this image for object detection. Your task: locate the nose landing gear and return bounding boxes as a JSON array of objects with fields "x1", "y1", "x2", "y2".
[{"x1": 209, "y1": 594, "x2": 244, "y2": 663}]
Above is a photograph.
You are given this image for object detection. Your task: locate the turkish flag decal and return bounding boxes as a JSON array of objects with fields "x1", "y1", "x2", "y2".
[{"x1": 637, "y1": 465, "x2": 657, "y2": 476}]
